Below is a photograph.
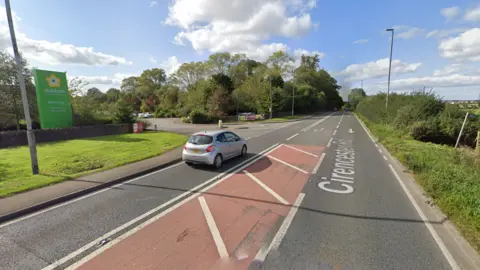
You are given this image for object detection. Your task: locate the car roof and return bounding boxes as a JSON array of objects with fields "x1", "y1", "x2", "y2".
[{"x1": 191, "y1": 130, "x2": 230, "y2": 136}]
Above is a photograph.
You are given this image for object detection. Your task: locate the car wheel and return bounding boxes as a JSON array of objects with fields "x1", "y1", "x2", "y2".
[
  {"x1": 213, "y1": 154, "x2": 223, "y2": 169},
  {"x1": 185, "y1": 162, "x2": 194, "y2": 167},
  {"x1": 241, "y1": 145, "x2": 247, "y2": 156}
]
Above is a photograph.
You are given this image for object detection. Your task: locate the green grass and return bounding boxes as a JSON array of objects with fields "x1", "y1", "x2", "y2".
[
  {"x1": 356, "y1": 113, "x2": 480, "y2": 252},
  {"x1": 0, "y1": 132, "x2": 188, "y2": 197}
]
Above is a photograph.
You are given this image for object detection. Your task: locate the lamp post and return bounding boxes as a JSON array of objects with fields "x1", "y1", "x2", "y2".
[
  {"x1": 386, "y1": 28, "x2": 395, "y2": 112},
  {"x1": 5, "y1": 0, "x2": 39, "y2": 174}
]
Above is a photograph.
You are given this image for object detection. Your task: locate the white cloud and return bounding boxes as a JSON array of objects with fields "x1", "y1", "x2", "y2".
[
  {"x1": 0, "y1": 6, "x2": 131, "y2": 66},
  {"x1": 441, "y1": 6, "x2": 461, "y2": 20},
  {"x1": 464, "y1": 6, "x2": 480, "y2": 21},
  {"x1": 433, "y1": 64, "x2": 462, "y2": 76},
  {"x1": 149, "y1": 1, "x2": 157, "y2": 7},
  {"x1": 165, "y1": 0, "x2": 315, "y2": 59},
  {"x1": 439, "y1": 28, "x2": 480, "y2": 61},
  {"x1": 390, "y1": 74, "x2": 480, "y2": 89},
  {"x1": 339, "y1": 58, "x2": 422, "y2": 82},
  {"x1": 149, "y1": 56, "x2": 157, "y2": 64},
  {"x1": 75, "y1": 73, "x2": 137, "y2": 88},
  {"x1": 160, "y1": 56, "x2": 182, "y2": 75},
  {"x1": 393, "y1": 25, "x2": 425, "y2": 39},
  {"x1": 353, "y1": 39, "x2": 369, "y2": 44},
  {"x1": 426, "y1": 28, "x2": 467, "y2": 38}
]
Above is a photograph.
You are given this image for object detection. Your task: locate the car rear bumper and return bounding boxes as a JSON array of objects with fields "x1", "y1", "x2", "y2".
[{"x1": 182, "y1": 150, "x2": 216, "y2": 165}]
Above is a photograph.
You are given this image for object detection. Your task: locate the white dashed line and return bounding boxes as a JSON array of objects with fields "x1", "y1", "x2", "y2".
[
  {"x1": 312, "y1": 153, "x2": 326, "y2": 174},
  {"x1": 333, "y1": 130, "x2": 337, "y2": 136},
  {"x1": 383, "y1": 155, "x2": 387, "y2": 160},
  {"x1": 286, "y1": 133, "x2": 299, "y2": 140},
  {"x1": 327, "y1": 138, "x2": 333, "y2": 148}
]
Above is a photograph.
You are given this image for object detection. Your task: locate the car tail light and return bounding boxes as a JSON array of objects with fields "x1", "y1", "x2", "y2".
[
  {"x1": 206, "y1": 145, "x2": 215, "y2": 152},
  {"x1": 184, "y1": 144, "x2": 187, "y2": 150}
]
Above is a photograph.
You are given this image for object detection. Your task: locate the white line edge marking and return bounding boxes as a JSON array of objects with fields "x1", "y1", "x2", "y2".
[
  {"x1": 254, "y1": 193, "x2": 305, "y2": 262},
  {"x1": 355, "y1": 114, "x2": 376, "y2": 143},
  {"x1": 266, "y1": 155, "x2": 309, "y2": 174},
  {"x1": 312, "y1": 153, "x2": 326, "y2": 174},
  {"x1": 44, "y1": 143, "x2": 282, "y2": 270},
  {"x1": 388, "y1": 164, "x2": 459, "y2": 270},
  {"x1": 198, "y1": 196, "x2": 229, "y2": 258},
  {"x1": 327, "y1": 138, "x2": 333, "y2": 148},
  {"x1": 383, "y1": 155, "x2": 388, "y2": 161},
  {"x1": 282, "y1": 144, "x2": 318, "y2": 157},
  {"x1": 333, "y1": 130, "x2": 337, "y2": 136},
  {"x1": 0, "y1": 161, "x2": 185, "y2": 229},
  {"x1": 243, "y1": 170, "x2": 289, "y2": 205},
  {"x1": 286, "y1": 133, "x2": 299, "y2": 140}
]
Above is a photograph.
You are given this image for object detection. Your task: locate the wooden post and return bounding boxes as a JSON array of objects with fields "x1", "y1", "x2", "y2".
[{"x1": 476, "y1": 131, "x2": 480, "y2": 152}]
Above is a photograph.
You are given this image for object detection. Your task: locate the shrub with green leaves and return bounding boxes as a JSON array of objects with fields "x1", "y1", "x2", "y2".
[{"x1": 189, "y1": 110, "x2": 211, "y2": 124}]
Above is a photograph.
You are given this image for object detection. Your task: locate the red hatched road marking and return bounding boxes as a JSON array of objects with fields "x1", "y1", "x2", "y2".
[{"x1": 75, "y1": 144, "x2": 325, "y2": 270}]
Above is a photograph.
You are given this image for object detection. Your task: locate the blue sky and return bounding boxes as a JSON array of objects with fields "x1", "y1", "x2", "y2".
[{"x1": 1, "y1": 0, "x2": 480, "y2": 100}]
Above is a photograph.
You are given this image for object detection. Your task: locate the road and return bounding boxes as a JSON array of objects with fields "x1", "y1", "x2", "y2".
[{"x1": 0, "y1": 112, "x2": 473, "y2": 269}]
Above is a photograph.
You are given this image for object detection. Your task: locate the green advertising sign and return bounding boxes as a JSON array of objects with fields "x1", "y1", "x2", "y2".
[{"x1": 33, "y1": 69, "x2": 73, "y2": 129}]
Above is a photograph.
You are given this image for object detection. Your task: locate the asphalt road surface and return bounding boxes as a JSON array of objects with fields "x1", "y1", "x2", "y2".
[{"x1": 0, "y1": 112, "x2": 473, "y2": 270}]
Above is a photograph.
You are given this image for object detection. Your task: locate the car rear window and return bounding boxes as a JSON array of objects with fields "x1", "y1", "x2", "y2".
[{"x1": 188, "y1": 135, "x2": 213, "y2": 145}]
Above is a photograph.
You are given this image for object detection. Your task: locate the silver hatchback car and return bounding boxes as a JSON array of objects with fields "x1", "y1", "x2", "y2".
[{"x1": 182, "y1": 130, "x2": 247, "y2": 169}]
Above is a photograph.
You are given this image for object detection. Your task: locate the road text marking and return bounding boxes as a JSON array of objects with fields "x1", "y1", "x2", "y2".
[
  {"x1": 267, "y1": 155, "x2": 309, "y2": 174},
  {"x1": 199, "y1": 196, "x2": 229, "y2": 258},
  {"x1": 318, "y1": 139, "x2": 355, "y2": 194},
  {"x1": 243, "y1": 170, "x2": 289, "y2": 205},
  {"x1": 283, "y1": 144, "x2": 319, "y2": 157}
]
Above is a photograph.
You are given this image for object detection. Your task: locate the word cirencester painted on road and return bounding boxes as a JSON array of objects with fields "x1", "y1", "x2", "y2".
[{"x1": 318, "y1": 139, "x2": 355, "y2": 194}]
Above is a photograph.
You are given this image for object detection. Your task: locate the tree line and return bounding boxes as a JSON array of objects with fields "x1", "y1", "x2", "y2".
[{"x1": 0, "y1": 50, "x2": 344, "y2": 129}]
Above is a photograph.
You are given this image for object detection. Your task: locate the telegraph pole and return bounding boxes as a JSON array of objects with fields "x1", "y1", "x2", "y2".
[{"x1": 5, "y1": 0, "x2": 39, "y2": 174}]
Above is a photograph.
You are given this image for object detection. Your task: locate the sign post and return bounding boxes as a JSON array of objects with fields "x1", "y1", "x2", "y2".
[
  {"x1": 455, "y1": 112, "x2": 469, "y2": 149},
  {"x1": 33, "y1": 69, "x2": 73, "y2": 129}
]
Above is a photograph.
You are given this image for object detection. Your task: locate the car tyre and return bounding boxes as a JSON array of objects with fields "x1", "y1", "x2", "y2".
[
  {"x1": 185, "y1": 162, "x2": 194, "y2": 167},
  {"x1": 241, "y1": 145, "x2": 247, "y2": 156},
  {"x1": 213, "y1": 154, "x2": 223, "y2": 169}
]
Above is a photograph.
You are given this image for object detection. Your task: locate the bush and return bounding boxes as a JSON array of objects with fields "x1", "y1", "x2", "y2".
[
  {"x1": 155, "y1": 108, "x2": 177, "y2": 118},
  {"x1": 189, "y1": 110, "x2": 211, "y2": 124},
  {"x1": 136, "y1": 119, "x2": 152, "y2": 129},
  {"x1": 410, "y1": 119, "x2": 440, "y2": 142},
  {"x1": 113, "y1": 102, "x2": 135, "y2": 124}
]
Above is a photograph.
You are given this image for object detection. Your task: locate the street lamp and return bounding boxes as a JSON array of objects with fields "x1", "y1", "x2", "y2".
[
  {"x1": 386, "y1": 28, "x2": 394, "y2": 111},
  {"x1": 292, "y1": 72, "x2": 295, "y2": 116},
  {"x1": 5, "y1": 0, "x2": 39, "y2": 174},
  {"x1": 265, "y1": 75, "x2": 272, "y2": 119}
]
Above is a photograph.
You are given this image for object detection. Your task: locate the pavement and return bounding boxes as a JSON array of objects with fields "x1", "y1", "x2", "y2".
[{"x1": 1, "y1": 112, "x2": 479, "y2": 270}]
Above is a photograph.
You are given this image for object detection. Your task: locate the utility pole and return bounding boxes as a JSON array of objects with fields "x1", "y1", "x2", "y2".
[
  {"x1": 5, "y1": 0, "x2": 39, "y2": 174},
  {"x1": 361, "y1": 80, "x2": 363, "y2": 89},
  {"x1": 292, "y1": 74, "x2": 295, "y2": 116},
  {"x1": 386, "y1": 28, "x2": 395, "y2": 112}
]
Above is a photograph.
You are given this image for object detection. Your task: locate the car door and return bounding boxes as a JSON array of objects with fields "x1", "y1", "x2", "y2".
[
  {"x1": 224, "y1": 132, "x2": 241, "y2": 156},
  {"x1": 215, "y1": 133, "x2": 232, "y2": 158}
]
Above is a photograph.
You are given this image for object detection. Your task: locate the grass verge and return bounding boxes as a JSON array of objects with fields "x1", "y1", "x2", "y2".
[
  {"x1": 0, "y1": 132, "x2": 187, "y2": 198},
  {"x1": 356, "y1": 113, "x2": 480, "y2": 252}
]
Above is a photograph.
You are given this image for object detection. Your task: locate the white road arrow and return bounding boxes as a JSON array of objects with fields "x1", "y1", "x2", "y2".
[{"x1": 348, "y1": 129, "x2": 354, "y2": 134}]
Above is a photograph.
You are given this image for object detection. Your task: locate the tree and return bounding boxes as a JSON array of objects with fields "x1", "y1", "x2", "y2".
[
  {"x1": 137, "y1": 68, "x2": 167, "y2": 98},
  {"x1": 348, "y1": 88, "x2": 366, "y2": 110},
  {"x1": 86, "y1": 87, "x2": 107, "y2": 102},
  {"x1": 113, "y1": 101, "x2": 135, "y2": 124},
  {"x1": 171, "y1": 62, "x2": 207, "y2": 89},
  {"x1": 106, "y1": 88, "x2": 121, "y2": 102},
  {"x1": 207, "y1": 52, "x2": 232, "y2": 75},
  {"x1": 120, "y1": 76, "x2": 140, "y2": 93}
]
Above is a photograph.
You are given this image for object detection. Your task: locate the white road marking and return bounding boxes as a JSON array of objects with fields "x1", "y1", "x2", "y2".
[
  {"x1": 0, "y1": 161, "x2": 185, "y2": 229},
  {"x1": 378, "y1": 149, "x2": 383, "y2": 153},
  {"x1": 283, "y1": 144, "x2": 319, "y2": 158},
  {"x1": 302, "y1": 113, "x2": 335, "y2": 132},
  {"x1": 312, "y1": 153, "x2": 326, "y2": 174},
  {"x1": 254, "y1": 193, "x2": 305, "y2": 262},
  {"x1": 348, "y1": 129, "x2": 354, "y2": 134},
  {"x1": 198, "y1": 196, "x2": 228, "y2": 258},
  {"x1": 286, "y1": 133, "x2": 299, "y2": 140},
  {"x1": 320, "y1": 128, "x2": 324, "y2": 131},
  {"x1": 333, "y1": 130, "x2": 337, "y2": 136},
  {"x1": 355, "y1": 114, "x2": 376, "y2": 143},
  {"x1": 243, "y1": 170, "x2": 289, "y2": 205},
  {"x1": 388, "y1": 164, "x2": 459, "y2": 270},
  {"x1": 383, "y1": 155, "x2": 387, "y2": 161},
  {"x1": 327, "y1": 138, "x2": 333, "y2": 148},
  {"x1": 318, "y1": 139, "x2": 355, "y2": 195},
  {"x1": 44, "y1": 143, "x2": 282, "y2": 270},
  {"x1": 267, "y1": 155, "x2": 309, "y2": 174}
]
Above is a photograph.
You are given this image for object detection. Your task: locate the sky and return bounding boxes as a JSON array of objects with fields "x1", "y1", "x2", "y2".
[{"x1": 1, "y1": 0, "x2": 480, "y2": 100}]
